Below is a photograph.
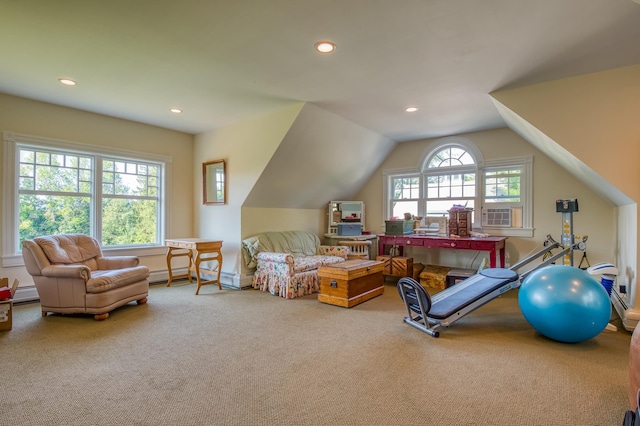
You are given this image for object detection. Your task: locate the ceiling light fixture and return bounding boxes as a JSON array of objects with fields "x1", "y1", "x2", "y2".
[
  {"x1": 58, "y1": 78, "x2": 77, "y2": 86},
  {"x1": 314, "y1": 41, "x2": 336, "y2": 53},
  {"x1": 405, "y1": 106, "x2": 418, "y2": 112},
  {"x1": 170, "y1": 108, "x2": 183, "y2": 114}
]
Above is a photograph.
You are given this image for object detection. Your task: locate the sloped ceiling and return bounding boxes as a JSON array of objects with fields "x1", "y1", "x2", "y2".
[
  {"x1": 244, "y1": 103, "x2": 394, "y2": 209},
  {"x1": 491, "y1": 64, "x2": 640, "y2": 207}
]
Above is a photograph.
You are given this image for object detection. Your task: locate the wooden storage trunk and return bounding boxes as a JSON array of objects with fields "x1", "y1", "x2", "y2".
[
  {"x1": 318, "y1": 260, "x2": 384, "y2": 308},
  {"x1": 376, "y1": 255, "x2": 413, "y2": 278}
]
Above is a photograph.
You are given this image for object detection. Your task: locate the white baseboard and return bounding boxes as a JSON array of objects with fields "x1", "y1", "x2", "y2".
[
  {"x1": 151, "y1": 268, "x2": 251, "y2": 290},
  {"x1": 13, "y1": 285, "x2": 39, "y2": 303},
  {"x1": 239, "y1": 273, "x2": 254, "y2": 289}
]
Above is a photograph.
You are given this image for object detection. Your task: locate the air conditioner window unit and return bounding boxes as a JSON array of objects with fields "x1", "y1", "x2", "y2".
[{"x1": 482, "y1": 208, "x2": 511, "y2": 227}]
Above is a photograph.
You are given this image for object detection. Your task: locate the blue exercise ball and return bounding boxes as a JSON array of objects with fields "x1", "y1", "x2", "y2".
[{"x1": 518, "y1": 265, "x2": 611, "y2": 343}]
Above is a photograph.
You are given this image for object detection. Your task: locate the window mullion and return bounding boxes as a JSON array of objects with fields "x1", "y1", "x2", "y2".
[{"x1": 94, "y1": 155, "x2": 103, "y2": 243}]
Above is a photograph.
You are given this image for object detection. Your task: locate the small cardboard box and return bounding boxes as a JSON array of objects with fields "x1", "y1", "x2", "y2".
[
  {"x1": 0, "y1": 278, "x2": 19, "y2": 332},
  {"x1": 337, "y1": 223, "x2": 361, "y2": 236},
  {"x1": 385, "y1": 220, "x2": 413, "y2": 235},
  {"x1": 419, "y1": 265, "x2": 452, "y2": 290}
]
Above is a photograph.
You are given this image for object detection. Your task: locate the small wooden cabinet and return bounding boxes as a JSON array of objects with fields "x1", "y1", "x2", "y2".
[{"x1": 448, "y1": 208, "x2": 473, "y2": 237}]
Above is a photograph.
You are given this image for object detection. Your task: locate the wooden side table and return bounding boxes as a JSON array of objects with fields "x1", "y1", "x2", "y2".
[{"x1": 165, "y1": 238, "x2": 223, "y2": 295}]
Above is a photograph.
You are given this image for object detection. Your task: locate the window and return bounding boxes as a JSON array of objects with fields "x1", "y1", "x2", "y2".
[
  {"x1": 481, "y1": 164, "x2": 527, "y2": 230},
  {"x1": 423, "y1": 142, "x2": 478, "y2": 222},
  {"x1": 383, "y1": 137, "x2": 533, "y2": 237},
  {"x1": 390, "y1": 175, "x2": 420, "y2": 218},
  {"x1": 484, "y1": 168, "x2": 521, "y2": 203},
  {"x1": 3, "y1": 132, "x2": 170, "y2": 265},
  {"x1": 101, "y1": 159, "x2": 160, "y2": 245}
]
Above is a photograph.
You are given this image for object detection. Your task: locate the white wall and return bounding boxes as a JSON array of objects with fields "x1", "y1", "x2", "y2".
[{"x1": 193, "y1": 103, "x2": 305, "y2": 287}]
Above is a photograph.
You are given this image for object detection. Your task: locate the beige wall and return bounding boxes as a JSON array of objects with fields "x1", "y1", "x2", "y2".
[
  {"x1": 356, "y1": 127, "x2": 615, "y2": 271},
  {"x1": 0, "y1": 93, "x2": 194, "y2": 291},
  {"x1": 194, "y1": 103, "x2": 304, "y2": 286}
]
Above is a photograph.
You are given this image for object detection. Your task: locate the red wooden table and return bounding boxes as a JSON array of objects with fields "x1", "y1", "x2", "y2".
[{"x1": 378, "y1": 234, "x2": 507, "y2": 268}]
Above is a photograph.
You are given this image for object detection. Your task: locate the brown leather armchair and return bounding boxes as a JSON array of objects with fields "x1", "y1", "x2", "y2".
[{"x1": 22, "y1": 234, "x2": 150, "y2": 320}]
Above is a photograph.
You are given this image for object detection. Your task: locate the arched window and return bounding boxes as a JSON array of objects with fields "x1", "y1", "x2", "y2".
[
  {"x1": 426, "y1": 146, "x2": 475, "y2": 168},
  {"x1": 422, "y1": 142, "x2": 479, "y2": 220}
]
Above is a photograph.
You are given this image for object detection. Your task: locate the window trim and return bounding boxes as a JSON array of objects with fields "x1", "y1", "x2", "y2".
[
  {"x1": 3, "y1": 131, "x2": 172, "y2": 267},
  {"x1": 383, "y1": 138, "x2": 533, "y2": 238},
  {"x1": 481, "y1": 156, "x2": 533, "y2": 237}
]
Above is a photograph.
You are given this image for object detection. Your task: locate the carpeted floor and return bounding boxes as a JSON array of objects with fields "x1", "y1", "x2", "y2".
[{"x1": 1, "y1": 280, "x2": 632, "y2": 425}]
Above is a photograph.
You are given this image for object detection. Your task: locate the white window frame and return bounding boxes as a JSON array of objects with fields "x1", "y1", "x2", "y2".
[
  {"x1": 383, "y1": 137, "x2": 533, "y2": 238},
  {"x1": 387, "y1": 173, "x2": 421, "y2": 219},
  {"x1": 2, "y1": 131, "x2": 171, "y2": 267},
  {"x1": 480, "y1": 157, "x2": 533, "y2": 237}
]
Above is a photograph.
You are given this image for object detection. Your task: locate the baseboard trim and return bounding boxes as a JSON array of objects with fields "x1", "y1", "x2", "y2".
[
  {"x1": 151, "y1": 269, "x2": 250, "y2": 290},
  {"x1": 13, "y1": 285, "x2": 39, "y2": 303}
]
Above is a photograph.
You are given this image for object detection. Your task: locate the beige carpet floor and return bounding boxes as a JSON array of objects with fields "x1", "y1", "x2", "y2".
[{"x1": 1, "y1": 280, "x2": 633, "y2": 425}]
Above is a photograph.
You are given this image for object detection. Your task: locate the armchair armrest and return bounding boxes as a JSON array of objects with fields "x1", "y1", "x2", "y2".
[
  {"x1": 317, "y1": 245, "x2": 348, "y2": 259},
  {"x1": 97, "y1": 256, "x2": 140, "y2": 270},
  {"x1": 41, "y1": 264, "x2": 91, "y2": 281}
]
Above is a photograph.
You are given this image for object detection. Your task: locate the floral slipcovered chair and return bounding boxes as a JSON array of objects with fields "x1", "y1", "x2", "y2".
[{"x1": 242, "y1": 230, "x2": 347, "y2": 299}]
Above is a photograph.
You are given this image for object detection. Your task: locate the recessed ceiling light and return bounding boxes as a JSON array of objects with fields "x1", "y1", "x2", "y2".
[
  {"x1": 170, "y1": 108, "x2": 183, "y2": 114},
  {"x1": 314, "y1": 41, "x2": 336, "y2": 53},
  {"x1": 58, "y1": 78, "x2": 77, "y2": 86},
  {"x1": 405, "y1": 106, "x2": 418, "y2": 112}
]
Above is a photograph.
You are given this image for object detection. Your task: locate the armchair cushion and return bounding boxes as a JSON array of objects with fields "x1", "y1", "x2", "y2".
[
  {"x1": 87, "y1": 266, "x2": 151, "y2": 293},
  {"x1": 35, "y1": 234, "x2": 102, "y2": 268}
]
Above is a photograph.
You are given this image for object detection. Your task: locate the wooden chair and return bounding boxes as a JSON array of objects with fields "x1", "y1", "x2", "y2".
[{"x1": 338, "y1": 240, "x2": 372, "y2": 260}]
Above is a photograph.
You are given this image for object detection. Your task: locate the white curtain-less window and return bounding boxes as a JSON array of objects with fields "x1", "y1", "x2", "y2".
[
  {"x1": 390, "y1": 175, "x2": 420, "y2": 219},
  {"x1": 424, "y1": 144, "x2": 478, "y2": 223},
  {"x1": 3, "y1": 131, "x2": 170, "y2": 266}
]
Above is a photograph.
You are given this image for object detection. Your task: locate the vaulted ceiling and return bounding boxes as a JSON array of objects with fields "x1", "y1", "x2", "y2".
[{"x1": 2, "y1": 0, "x2": 639, "y2": 142}]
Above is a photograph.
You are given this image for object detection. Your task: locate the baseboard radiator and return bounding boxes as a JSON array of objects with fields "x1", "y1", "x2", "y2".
[{"x1": 611, "y1": 289, "x2": 640, "y2": 331}]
